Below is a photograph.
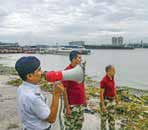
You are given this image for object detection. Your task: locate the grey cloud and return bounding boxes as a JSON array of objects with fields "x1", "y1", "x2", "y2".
[
  {"x1": 106, "y1": 11, "x2": 135, "y2": 22},
  {"x1": 0, "y1": 0, "x2": 148, "y2": 44},
  {"x1": 0, "y1": 8, "x2": 9, "y2": 17},
  {"x1": 98, "y1": 28, "x2": 124, "y2": 33}
]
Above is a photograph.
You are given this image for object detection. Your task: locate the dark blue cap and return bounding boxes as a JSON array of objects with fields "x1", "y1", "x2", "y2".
[
  {"x1": 69, "y1": 50, "x2": 80, "y2": 61},
  {"x1": 15, "y1": 56, "x2": 40, "y2": 80}
]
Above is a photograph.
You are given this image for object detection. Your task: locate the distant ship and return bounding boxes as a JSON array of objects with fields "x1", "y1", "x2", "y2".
[{"x1": 39, "y1": 45, "x2": 91, "y2": 55}]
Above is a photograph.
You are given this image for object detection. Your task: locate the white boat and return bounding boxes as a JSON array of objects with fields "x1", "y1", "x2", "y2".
[{"x1": 39, "y1": 45, "x2": 91, "y2": 55}]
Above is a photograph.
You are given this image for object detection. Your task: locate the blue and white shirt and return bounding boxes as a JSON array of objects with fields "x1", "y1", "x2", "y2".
[{"x1": 17, "y1": 81, "x2": 51, "y2": 130}]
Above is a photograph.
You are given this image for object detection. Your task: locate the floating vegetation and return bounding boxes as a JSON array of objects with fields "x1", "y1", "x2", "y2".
[
  {"x1": 7, "y1": 123, "x2": 19, "y2": 129},
  {"x1": 6, "y1": 75, "x2": 148, "y2": 129},
  {"x1": 115, "y1": 87, "x2": 148, "y2": 129},
  {"x1": 116, "y1": 102, "x2": 148, "y2": 129},
  {"x1": 86, "y1": 87, "x2": 100, "y2": 97},
  {"x1": 0, "y1": 64, "x2": 17, "y2": 75},
  {"x1": 7, "y1": 78, "x2": 22, "y2": 86},
  {"x1": 85, "y1": 76, "x2": 98, "y2": 87},
  {"x1": 40, "y1": 78, "x2": 53, "y2": 92},
  {"x1": 7, "y1": 77, "x2": 53, "y2": 92}
]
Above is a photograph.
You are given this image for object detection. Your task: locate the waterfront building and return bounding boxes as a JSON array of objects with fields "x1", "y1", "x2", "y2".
[
  {"x1": 112, "y1": 36, "x2": 123, "y2": 45},
  {"x1": 69, "y1": 41, "x2": 85, "y2": 46}
]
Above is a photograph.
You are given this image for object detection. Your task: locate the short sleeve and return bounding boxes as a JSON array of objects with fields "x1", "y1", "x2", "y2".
[
  {"x1": 30, "y1": 96, "x2": 50, "y2": 120},
  {"x1": 100, "y1": 80, "x2": 106, "y2": 89}
]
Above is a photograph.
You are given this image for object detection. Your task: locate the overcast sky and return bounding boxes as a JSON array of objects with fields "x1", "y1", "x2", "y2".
[{"x1": 0, "y1": 0, "x2": 148, "y2": 45}]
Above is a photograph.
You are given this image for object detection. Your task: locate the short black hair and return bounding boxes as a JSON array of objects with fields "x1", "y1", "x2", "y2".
[
  {"x1": 69, "y1": 50, "x2": 81, "y2": 61},
  {"x1": 105, "y1": 65, "x2": 113, "y2": 72}
]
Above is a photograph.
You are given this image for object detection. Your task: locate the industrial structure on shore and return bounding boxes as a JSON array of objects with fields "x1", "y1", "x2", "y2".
[
  {"x1": 0, "y1": 41, "x2": 90, "y2": 54},
  {"x1": 0, "y1": 38, "x2": 148, "y2": 54}
]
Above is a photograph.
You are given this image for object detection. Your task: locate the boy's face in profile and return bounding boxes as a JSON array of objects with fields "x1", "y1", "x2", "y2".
[
  {"x1": 73, "y1": 54, "x2": 82, "y2": 65},
  {"x1": 27, "y1": 67, "x2": 43, "y2": 84}
]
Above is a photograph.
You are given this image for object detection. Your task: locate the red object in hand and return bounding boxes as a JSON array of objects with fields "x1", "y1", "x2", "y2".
[{"x1": 45, "y1": 71, "x2": 63, "y2": 82}]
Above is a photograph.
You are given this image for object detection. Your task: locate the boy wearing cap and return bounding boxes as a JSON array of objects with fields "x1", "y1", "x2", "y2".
[
  {"x1": 15, "y1": 56, "x2": 64, "y2": 130},
  {"x1": 62, "y1": 51, "x2": 86, "y2": 130}
]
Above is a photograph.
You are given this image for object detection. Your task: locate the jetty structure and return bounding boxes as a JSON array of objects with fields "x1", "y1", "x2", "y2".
[
  {"x1": 39, "y1": 41, "x2": 91, "y2": 55},
  {"x1": 1, "y1": 39, "x2": 148, "y2": 54},
  {"x1": 0, "y1": 42, "x2": 23, "y2": 53}
]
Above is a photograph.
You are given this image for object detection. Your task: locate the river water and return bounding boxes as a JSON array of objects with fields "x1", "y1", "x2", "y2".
[{"x1": 0, "y1": 49, "x2": 148, "y2": 90}]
